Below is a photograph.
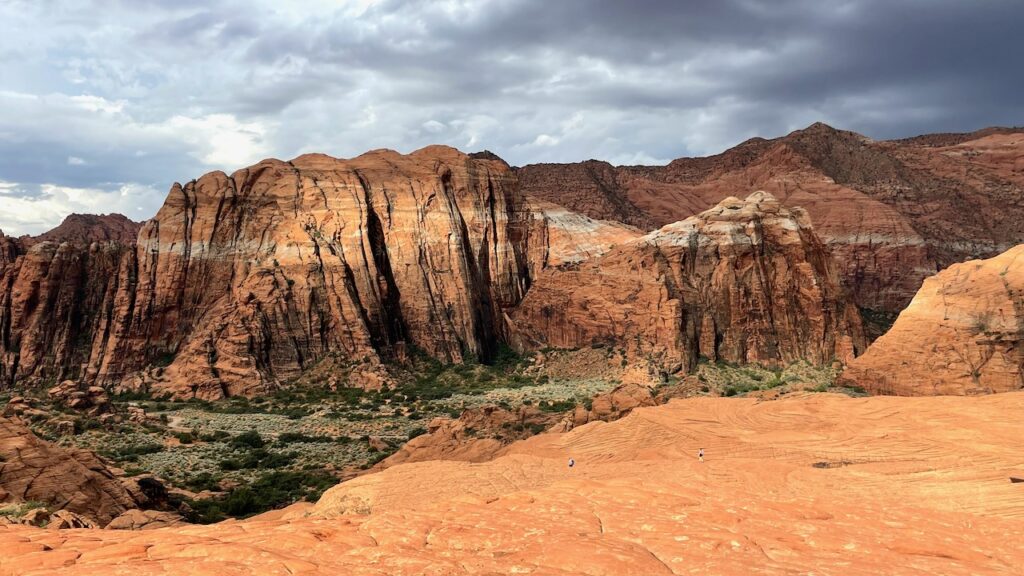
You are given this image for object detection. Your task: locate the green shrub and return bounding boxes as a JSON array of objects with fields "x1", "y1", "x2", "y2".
[
  {"x1": 104, "y1": 442, "x2": 164, "y2": 462},
  {"x1": 230, "y1": 430, "x2": 265, "y2": 450},
  {"x1": 188, "y1": 470, "x2": 337, "y2": 522},
  {"x1": 277, "y1": 432, "x2": 334, "y2": 444},
  {"x1": 220, "y1": 448, "x2": 295, "y2": 471},
  {"x1": 184, "y1": 472, "x2": 221, "y2": 492},
  {"x1": 199, "y1": 430, "x2": 231, "y2": 442}
]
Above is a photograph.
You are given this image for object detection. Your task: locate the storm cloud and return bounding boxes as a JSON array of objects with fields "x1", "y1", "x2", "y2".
[{"x1": 1, "y1": 0, "x2": 1021, "y2": 234}]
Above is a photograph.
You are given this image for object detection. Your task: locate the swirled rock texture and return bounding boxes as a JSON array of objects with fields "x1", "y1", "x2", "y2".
[
  {"x1": 840, "y1": 245, "x2": 1024, "y2": 395},
  {"x1": 2, "y1": 392, "x2": 1019, "y2": 575},
  {"x1": 519, "y1": 124, "x2": 1024, "y2": 320},
  {"x1": 509, "y1": 191, "x2": 866, "y2": 370},
  {"x1": 0, "y1": 416, "x2": 138, "y2": 525}
]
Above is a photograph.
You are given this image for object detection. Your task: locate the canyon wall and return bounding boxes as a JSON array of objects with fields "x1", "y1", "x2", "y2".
[
  {"x1": 508, "y1": 192, "x2": 866, "y2": 370},
  {"x1": 518, "y1": 125, "x2": 1024, "y2": 322}
]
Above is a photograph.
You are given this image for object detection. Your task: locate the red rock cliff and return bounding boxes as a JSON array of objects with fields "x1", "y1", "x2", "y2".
[
  {"x1": 508, "y1": 191, "x2": 865, "y2": 370},
  {"x1": 1, "y1": 146, "x2": 872, "y2": 398},
  {"x1": 518, "y1": 125, "x2": 1024, "y2": 319}
]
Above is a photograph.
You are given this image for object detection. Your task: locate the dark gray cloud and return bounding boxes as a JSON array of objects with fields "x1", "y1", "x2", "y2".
[{"x1": 0, "y1": 0, "x2": 1021, "y2": 234}]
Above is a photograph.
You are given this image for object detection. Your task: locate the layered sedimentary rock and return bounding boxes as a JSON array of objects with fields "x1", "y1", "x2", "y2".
[
  {"x1": 1, "y1": 141, "x2": 893, "y2": 398},
  {"x1": 0, "y1": 236, "x2": 133, "y2": 388},
  {"x1": 2, "y1": 147, "x2": 551, "y2": 398},
  {"x1": 841, "y1": 245, "x2": 1024, "y2": 395},
  {"x1": 0, "y1": 417, "x2": 138, "y2": 525},
  {"x1": 509, "y1": 192, "x2": 866, "y2": 370},
  {"x1": 96, "y1": 146, "x2": 534, "y2": 398},
  {"x1": 518, "y1": 124, "x2": 1024, "y2": 317},
  {"x1": 523, "y1": 198, "x2": 640, "y2": 271}
]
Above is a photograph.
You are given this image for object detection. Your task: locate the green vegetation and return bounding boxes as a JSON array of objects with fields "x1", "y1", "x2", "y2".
[
  {"x1": 188, "y1": 470, "x2": 337, "y2": 523},
  {"x1": 0, "y1": 501, "x2": 48, "y2": 519}
]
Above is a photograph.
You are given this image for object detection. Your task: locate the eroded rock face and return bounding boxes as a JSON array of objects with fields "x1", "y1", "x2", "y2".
[
  {"x1": 509, "y1": 192, "x2": 866, "y2": 370},
  {"x1": 0, "y1": 417, "x2": 138, "y2": 525},
  {"x1": 0, "y1": 238, "x2": 134, "y2": 388},
  {"x1": 518, "y1": 125, "x2": 1024, "y2": 318},
  {"x1": 840, "y1": 245, "x2": 1024, "y2": 395},
  {"x1": 1, "y1": 393, "x2": 1022, "y2": 574},
  {"x1": 27, "y1": 214, "x2": 141, "y2": 247},
  {"x1": 0, "y1": 148, "x2": 546, "y2": 398},
  {"x1": 1, "y1": 144, "x2": 873, "y2": 398}
]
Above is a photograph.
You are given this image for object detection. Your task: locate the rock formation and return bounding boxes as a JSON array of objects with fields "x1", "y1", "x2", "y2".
[
  {"x1": 518, "y1": 125, "x2": 1024, "y2": 322},
  {"x1": 27, "y1": 213, "x2": 141, "y2": 247},
  {"x1": 0, "y1": 148, "x2": 547, "y2": 398},
  {"x1": 840, "y1": 245, "x2": 1024, "y2": 395},
  {"x1": 0, "y1": 416, "x2": 138, "y2": 525},
  {"x1": 509, "y1": 192, "x2": 866, "y2": 370},
  {"x1": 3, "y1": 394, "x2": 1009, "y2": 574},
  {"x1": 2, "y1": 145, "x2": 864, "y2": 399}
]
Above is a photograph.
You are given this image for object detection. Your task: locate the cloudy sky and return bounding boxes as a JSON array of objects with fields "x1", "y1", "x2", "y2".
[{"x1": 1, "y1": 0, "x2": 1021, "y2": 235}]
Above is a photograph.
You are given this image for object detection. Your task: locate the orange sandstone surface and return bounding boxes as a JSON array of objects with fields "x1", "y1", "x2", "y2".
[
  {"x1": 841, "y1": 245, "x2": 1024, "y2": 395},
  {"x1": 2, "y1": 392, "x2": 1022, "y2": 575}
]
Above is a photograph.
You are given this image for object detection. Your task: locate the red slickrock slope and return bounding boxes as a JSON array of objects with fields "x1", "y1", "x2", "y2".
[
  {"x1": 509, "y1": 191, "x2": 865, "y2": 370},
  {"x1": 0, "y1": 417, "x2": 138, "y2": 525},
  {"x1": 2, "y1": 393, "x2": 1021, "y2": 575},
  {"x1": 841, "y1": 245, "x2": 1024, "y2": 395},
  {"x1": 518, "y1": 124, "x2": 1024, "y2": 316}
]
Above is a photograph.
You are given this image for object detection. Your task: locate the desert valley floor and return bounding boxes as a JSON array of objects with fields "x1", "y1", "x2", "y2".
[{"x1": 2, "y1": 391, "x2": 1021, "y2": 575}]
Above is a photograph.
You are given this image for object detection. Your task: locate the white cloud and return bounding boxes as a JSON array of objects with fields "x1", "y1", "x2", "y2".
[
  {"x1": 532, "y1": 134, "x2": 559, "y2": 146},
  {"x1": 0, "y1": 182, "x2": 159, "y2": 236},
  {"x1": 160, "y1": 114, "x2": 272, "y2": 167},
  {"x1": 67, "y1": 156, "x2": 87, "y2": 165}
]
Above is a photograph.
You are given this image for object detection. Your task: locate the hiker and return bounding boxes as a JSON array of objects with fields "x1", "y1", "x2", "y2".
[
  {"x1": 698, "y1": 448, "x2": 704, "y2": 463},
  {"x1": 568, "y1": 457, "x2": 575, "y2": 468}
]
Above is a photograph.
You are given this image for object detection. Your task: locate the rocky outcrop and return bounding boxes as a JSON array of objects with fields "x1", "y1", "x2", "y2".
[
  {"x1": 27, "y1": 213, "x2": 141, "y2": 247},
  {"x1": 376, "y1": 405, "x2": 549, "y2": 469},
  {"x1": 556, "y1": 382, "x2": 657, "y2": 431},
  {"x1": 1, "y1": 143, "x2": 876, "y2": 398},
  {"x1": 518, "y1": 124, "x2": 1024, "y2": 318},
  {"x1": 105, "y1": 509, "x2": 185, "y2": 530},
  {"x1": 47, "y1": 380, "x2": 111, "y2": 416},
  {"x1": 840, "y1": 245, "x2": 1024, "y2": 395},
  {"x1": 0, "y1": 416, "x2": 138, "y2": 525},
  {"x1": 509, "y1": 192, "x2": 866, "y2": 370},
  {"x1": 1, "y1": 147, "x2": 542, "y2": 398},
  {"x1": 0, "y1": 238, "x2": 133, "y2": 388}
]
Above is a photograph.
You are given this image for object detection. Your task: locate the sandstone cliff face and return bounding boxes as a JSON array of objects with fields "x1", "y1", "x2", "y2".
[
  {"x1": 1, "y1": 144, "x2": 873, "y2": 398},
  {"x1": 509, "y1": 192, "x2": 865, "y2": 370},
  {"x1": 0, "y1": 238, "x2": 133, "y2": 388},
  {"x1": 1, "y1": 148, "x2": 551, "y2": 398},
  {"x1": 840, "y1": 245, "x2": 1024, "y2": 395},
  {"x1": 518, "y1": 124, "x2": 1024, "y2": 317},
  {"x1": 89, "y1": 146, "x2": 535, "y2": 398},
  {"x1": 0, "y1": 416, "x2": 138, "y2": 525}
]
